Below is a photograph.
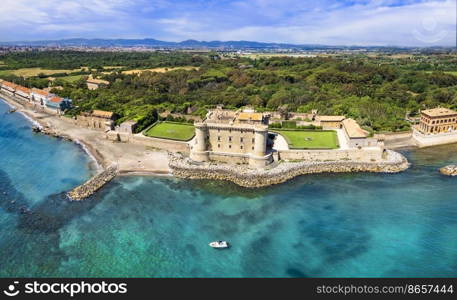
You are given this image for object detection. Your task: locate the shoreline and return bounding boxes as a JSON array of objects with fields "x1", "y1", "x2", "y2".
[
  {"x1": 0, "y1": 92, "x2": 409, "y2": 194},
  {"x1": 169, "y1": 151, "x2": 410, "y2": 188},
  {"x1": 1, "y1": 96, "x2": 102, "y2": 170},
  {"x1": 1, "y1": 94, "x2": 171, "y2": 200}
]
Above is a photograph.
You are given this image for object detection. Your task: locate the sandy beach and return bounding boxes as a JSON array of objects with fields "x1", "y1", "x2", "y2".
[{"x1": 0, "y1": 95, "x2": 171, "y2": 175}]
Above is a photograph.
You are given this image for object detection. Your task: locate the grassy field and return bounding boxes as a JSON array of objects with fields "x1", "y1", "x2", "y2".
[
  {"x1": 424, "y1": 71, "x2": 457, "y2": 76},
  {"x1": 57, "y1": 75, "x2": 85, "y2": 83},
  {"x1": 144, "y1": 122, "x2": 195, "y2": 141},
  {"x1": 122, "y1": 66, "x2": 199, "y2": 75},
  {"x1": 238, "y1": 53, "x2": 317, "y2": 59},
  {"x1": 0, "y1": 67, "x2": 84, "y2": 77},
  {"x1": 274, "y1": 130, "x2": 339, "y2": 149}
]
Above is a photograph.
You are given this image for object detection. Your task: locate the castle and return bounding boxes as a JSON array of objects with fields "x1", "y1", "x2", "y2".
[{"x1": 190, "y1": 107, "x2": 272, "y2": 167}]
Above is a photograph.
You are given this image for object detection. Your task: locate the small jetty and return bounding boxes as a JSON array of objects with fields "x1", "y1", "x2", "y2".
[
  {"x1": 67, "y1": 164, "x2": 118, "y2": 200},
  {"x1": 439, "y1": 165, "x2": 457, "y2": 176}
]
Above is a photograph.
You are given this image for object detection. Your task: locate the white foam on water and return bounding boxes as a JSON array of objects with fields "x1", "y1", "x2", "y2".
[
  {"x1": 74, "y1": 139, "x2": 102, "y2": 171},
  {"x1": 17, "y1": 111, "x2": 43, "y2": 129}
]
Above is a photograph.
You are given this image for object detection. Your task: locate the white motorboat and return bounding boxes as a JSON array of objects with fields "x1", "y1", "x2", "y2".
[{"x1": 209, "y1": 241, "x2": 229, "y2": 249}]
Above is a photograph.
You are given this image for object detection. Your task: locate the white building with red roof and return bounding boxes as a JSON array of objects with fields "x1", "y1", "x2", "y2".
[
  {"x1": 31, "y1": 88, "x2": 53, "y2": 105},
  {"x1": 15, "y1": 85, "x2": 31, "y2": 101},
  {"x1": 1, "y1": 81, "x2": 18, "y2": 96}
]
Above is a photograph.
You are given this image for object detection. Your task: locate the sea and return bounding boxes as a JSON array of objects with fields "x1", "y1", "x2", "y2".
[{"x1": 0, "y1": 99, "x2": 456, "y2": 277}]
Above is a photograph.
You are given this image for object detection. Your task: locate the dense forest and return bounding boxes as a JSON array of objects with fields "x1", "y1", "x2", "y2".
[
  {"x1": 1, "y1": 50, "x2": 457, "y2": 133},
  {"x1": 0, "y1": 51, "x2": 206, "y2": 70}
]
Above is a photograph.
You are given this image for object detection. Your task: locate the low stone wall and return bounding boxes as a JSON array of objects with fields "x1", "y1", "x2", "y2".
[
  {"x1": 413, "y1": 129, "x2": 457, "y2": 148},
  {"x1": 169, "y1": 150, "x2": 409, "y2": 188},
  {"x1": 105, "y1": 131, "x2": 190, "y2": 153},
  {"x1": 380, "y1": 131, "x2": 415, "y2": 148},
  {"x1": 278, "y1": 148, "x2": 383, "y2": 162},
  {"x1": 67, "y1": 164, "x2": 118, "y2": 200}
]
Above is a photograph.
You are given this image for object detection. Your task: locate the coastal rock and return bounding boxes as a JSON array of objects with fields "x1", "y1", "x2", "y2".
[
  {"x1": 67, "y1": 164, "x2": 118, "y2": 200},
  {"x1": 439, "y1": 165, "x2": 457, "y2": 176},
  {"x1": 168, "y1": 150, "x2": 410, "y2": 188}
]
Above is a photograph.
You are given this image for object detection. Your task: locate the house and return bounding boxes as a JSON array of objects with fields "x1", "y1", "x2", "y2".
[
  {"x1": 412, "y1": 107, "x2": 457, "y2": 147},
  {"x1": 416, "y1": 108, "x2": 457, "y2": 135},
  {"x1": 15, "y1": 85, "x2": 31, "y2": 101},
  {"x1": 45, "y1": 96, "x2": 72, "y2": 112},
  {"x1": 342, "y1": 118, "x2": 377, "y2": 148},
  {"x1": 76, "y1": 110, "x2": 116, "y2": 131},
  {"x1": 190, "y1": 107, "x2": 272, "y2": 167},
  {"x1": 1, "y1": 81, "x2": 18, "y2": 96},
  {"x1": 86, "y1": 78, "x2": 110, "y2": 90},
  {"x1": 317, "y1": 115, "x2": 346, "y2": 129},
  {"x1": 117, "y1": 120, "x2": 138, "y2": 134},
  {"x1": 30, "y1": 88, "x2": 53, "y2": 105}
]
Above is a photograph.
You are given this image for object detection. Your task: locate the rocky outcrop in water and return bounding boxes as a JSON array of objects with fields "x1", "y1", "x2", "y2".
[
  {"x1": 439, "y1": 165, "x2": 457, "y2": 176},
  {"x1": 67, "y1": 164, "x2": 118, "y2": 200},
  {"x1": 169, "y1": 150, "x2": 409, "y2": 188}
]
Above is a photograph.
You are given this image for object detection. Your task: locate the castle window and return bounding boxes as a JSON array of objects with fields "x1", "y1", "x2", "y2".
[
  {"x1": 218, "y1": 144, "x2": 220, "y2": 148},
  {"x1": 229, "y1": 145, "x2": 232, "y2": 149},
  {"x1": 240, "y1": 145, "x2": 243, "y2": 150},
  {"x1": 240, "y1": 137, "x2": 243, "y2": 143},
  {"x1": 252, "y1": 138, "x2": 255, "y2": 143},
  {"x1": 252, "y1": 146, "x2": 254, "y2": 150},
  {"x1": 217, "y1": 136, "x2": 221, "y2": 141},
  {"x1": 229, "y1": 136, "x2": 232, "y2": 142}
]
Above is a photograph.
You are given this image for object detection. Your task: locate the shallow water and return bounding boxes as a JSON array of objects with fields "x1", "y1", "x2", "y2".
[{"x1": 0, "y1": 99, "x2": 456, "y2": 277}]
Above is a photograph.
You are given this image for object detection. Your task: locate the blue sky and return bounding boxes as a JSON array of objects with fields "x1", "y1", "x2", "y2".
[{"x1": 0, "y1": 0, "x2": 455, "y2": 46}]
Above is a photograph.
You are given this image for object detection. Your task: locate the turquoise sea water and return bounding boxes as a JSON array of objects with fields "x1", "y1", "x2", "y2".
[{"x1": 0, "y1": 99, "x2": 456, "y2": 277}]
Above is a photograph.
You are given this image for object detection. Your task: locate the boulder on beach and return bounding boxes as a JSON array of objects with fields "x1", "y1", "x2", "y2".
[{"x1": 439, "y1": 165, "x2": 457, "y2": 176}]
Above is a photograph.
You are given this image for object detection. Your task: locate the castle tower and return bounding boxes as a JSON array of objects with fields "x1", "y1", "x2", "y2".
[
  {"x1": 190, "y1": 123, "x2": 209, "y2": 162},
  {"x1": 253, "y1": 127, "x2": 267, "y2": 157}
]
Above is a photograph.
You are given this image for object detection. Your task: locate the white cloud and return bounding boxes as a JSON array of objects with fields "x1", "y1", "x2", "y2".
[{"x1": 0, "y1": 0, "x2": 454, "y2": 46}]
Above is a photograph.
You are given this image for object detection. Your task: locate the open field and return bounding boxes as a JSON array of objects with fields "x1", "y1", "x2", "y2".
[
  {"x1": 144, "y1": 122, "x2": 195, "y2": 141},
  {"x1": 239, "y1": 53, "x2": 317, "y2": 59},
  {"x1": 122, "y1": 66, "x2": 199, "y2": 75},
  {"x1": 0, "y1": 67, "x2": 84, "y2": 77},
  {"x1": 57, "y1": 75, "x2": 85, "y2": 83},
  {"x1": 273, "y1": 130, "x2": 339, "y2": 149},
  {"x1": 424, "y1": 71, "x2": 457, "y2": 76}
]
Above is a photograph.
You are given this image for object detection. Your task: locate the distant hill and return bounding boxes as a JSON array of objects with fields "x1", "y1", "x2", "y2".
[{"x1": 0, "y1": 38, "x2": 420, "y2": 51}]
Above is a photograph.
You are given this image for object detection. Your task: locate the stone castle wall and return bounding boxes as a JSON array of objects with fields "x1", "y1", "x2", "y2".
[
  {"x1": 278, "y1": 148, "x2": 384, "y2": 162},
  {"x1": 169, "y1": 150, "x2": 409, "y2": 188},
  {"x1": 106, "y1": 131, "x2": 190, "y2": 154}
]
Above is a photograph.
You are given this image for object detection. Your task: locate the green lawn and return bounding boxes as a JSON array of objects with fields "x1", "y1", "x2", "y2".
[
  {"x1": 144, "y1": 122, "x2": 195, "y2": 141},
  {"x1": 59, "y1": 75, "x2": 84, "y2": 83},
  {"x1": 274, "y1": 130, "x2": 339, "y2": 149}
]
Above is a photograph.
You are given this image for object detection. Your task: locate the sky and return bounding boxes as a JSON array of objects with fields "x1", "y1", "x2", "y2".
[{"x1": 0, "y1": 0, "x2": 455, "y2": 46}]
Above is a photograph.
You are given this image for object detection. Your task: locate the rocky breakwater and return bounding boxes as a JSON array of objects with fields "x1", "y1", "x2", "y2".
[
  {"x1": 169, "y1": 150, "x2": 410, "y2": 188},
  {"x1": 439, "y1": 165, "x2": 457, "y2": 176},
  {"x1": 67, "y1": 164, "x2": 118, "y2": 200},
  {"x1": 32, "y1": 125, "x2": 74, "y2": 141}
]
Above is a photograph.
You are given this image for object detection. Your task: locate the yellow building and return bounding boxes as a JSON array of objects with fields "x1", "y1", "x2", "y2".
[
  {"x1": 417, "y1": 108, "x2": 457, "y2": 134},
  {"x1": 190, "y1": 108, "x2": 272, "y2": 167},
  {"x1": 76, "y1": 110, "x2": 116, "y2": 131},
  {"x1": 317, "y1": 115, "x2": 346, "y2": 129},
  {"x1": 86, "y1": 78, "x2": 110, "y2": 90}
]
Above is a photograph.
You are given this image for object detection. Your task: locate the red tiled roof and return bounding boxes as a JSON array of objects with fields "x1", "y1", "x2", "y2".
[
  {"x1": 2, "y1": 81, "x2": 18, "y2": 89},
  {"x1": 49, "y1": 96, "x2": 63, "y2": 103},
  {"x1": 31, "y1": 88, "x2": 51, "y2": 96},
  {"x1": 15, "y1": 85, "x2": 30, "y2": 94}
]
